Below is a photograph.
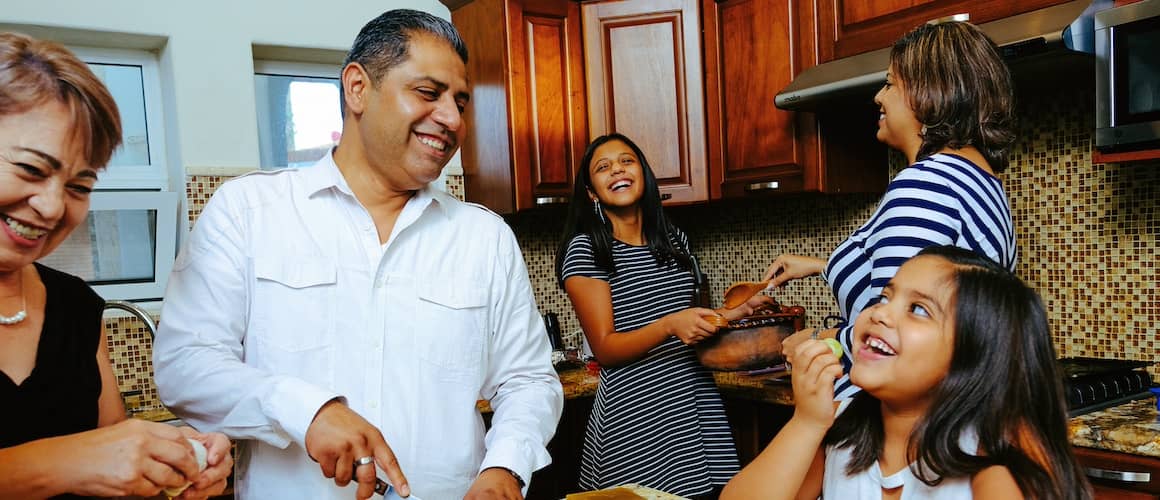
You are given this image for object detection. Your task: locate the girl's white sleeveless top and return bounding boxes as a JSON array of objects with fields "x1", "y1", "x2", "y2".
[{"x1": 821, "y1": 401, "x2": 977, "y2": 499}]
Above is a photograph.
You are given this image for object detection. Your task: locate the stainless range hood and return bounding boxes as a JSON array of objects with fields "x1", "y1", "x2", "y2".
[{"x1": 775, "y1": 0, "x2": 1112, "y2": 111}]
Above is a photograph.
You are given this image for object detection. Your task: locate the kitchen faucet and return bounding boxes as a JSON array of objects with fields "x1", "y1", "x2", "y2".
[{"x1": 103, "y1": 300, "x2": 158, "y2": 339}]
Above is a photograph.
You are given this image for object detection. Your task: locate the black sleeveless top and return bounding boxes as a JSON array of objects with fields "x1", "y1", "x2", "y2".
[{"x1": 1, "y1": 264, "x2": 105, "y2": 452}]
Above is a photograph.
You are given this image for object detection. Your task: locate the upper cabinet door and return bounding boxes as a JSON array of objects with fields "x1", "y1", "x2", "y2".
[
  {"x1": 703, "y1": 0, "x2": 815, "y2": 197},
  {"x1": 583, "y1": 0, "x2": 709, "y2": 204},
  {"x1": 451, "y1": 0, "x2": 588, "y2": 214},
  {"x1": 702, "y1": 0, "x2": 888, "y2": 197},
  {"x1": 817, "y1": 0, "x2": 1073, "y2": 61}
]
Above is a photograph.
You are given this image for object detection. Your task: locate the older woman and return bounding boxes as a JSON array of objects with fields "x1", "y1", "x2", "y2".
[
  {"x1": 765, "y1": 21, "x2": 1018, "y2": 400},
  {"x1": 0, "y1": 32, "x2": 231, "y2": 499}
]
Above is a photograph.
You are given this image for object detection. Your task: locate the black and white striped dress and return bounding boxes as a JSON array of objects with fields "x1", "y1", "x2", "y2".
[
  {"x1": 561, "y1": 230, "x2": 739, "y2": 497},
  {"x1": 827, "y1": 153, "x2": 1017, "y2": 399}
]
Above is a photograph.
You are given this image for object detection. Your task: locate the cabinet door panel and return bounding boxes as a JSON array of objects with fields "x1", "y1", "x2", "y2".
[
  {"x1": 584, "y1": 0, "x2": 708, "y2": 204},
  {"x1": 454, "y1": 0, "x2": 586, "y2": 214},
  {"x1": 708, "y1": 0, "x2": 805, "y2": 195},
  {"x1": 522, "y1": 4, "x2": 587, "y2": 200}
]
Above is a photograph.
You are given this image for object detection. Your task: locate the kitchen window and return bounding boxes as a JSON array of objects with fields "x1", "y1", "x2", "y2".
[
  {"x1": 35, "y1": 46, "x2": 178, "y2": 302},
  {"x1": 69, "y1": 46, "x2": 169, "y2": 190},
  {"x1": 254, "y1": 60, "x2": 343, "y2": 169}
]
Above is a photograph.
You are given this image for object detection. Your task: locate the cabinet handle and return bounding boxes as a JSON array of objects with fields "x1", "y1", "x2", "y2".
[
  {"x1": 534, "y1": 196, "x2": 569, "y2": 206},
  {"x1": 660, "y1": 193, "x2": 673, "y2": 201},
  {"x1": 745, "y1": 181, "x2": 780, "y2": 192},
  {"x1": 927, "y1": 13, "x2": 969, "y2": 25},
  {"x1": 1085, "y1": 467, "x2": 1151, "y2": 483}
]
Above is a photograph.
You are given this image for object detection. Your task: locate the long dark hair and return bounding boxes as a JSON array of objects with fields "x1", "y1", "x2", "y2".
[
  {"x1": 891, "y1": 21, "x2": 1016, "y2": 172},
  {"x1": 554, "y1": 133, "x2": 691, "y2": 285},
  {"x1": 825, "y1": 246, "x2": 1091, "y2": 499}
]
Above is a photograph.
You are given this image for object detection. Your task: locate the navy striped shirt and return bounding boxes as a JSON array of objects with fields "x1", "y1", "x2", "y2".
[
  {"x1": 561, "y1": 229, "x2": 739, "y2": 496},
  {"x1": 826, "y1": 153, "x2": 1017, "y2": 399}
]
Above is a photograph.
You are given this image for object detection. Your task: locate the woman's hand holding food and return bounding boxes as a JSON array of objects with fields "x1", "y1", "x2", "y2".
[
  {"x1": 781, "y1": 327, "x2": 839, "y2": 364},
  {"x1": 787, "y1": 340, "x2": 844, "y2": 431},
  {"x1": 665, "y1": 308, "x2": 721, "y2": 345},
  {"x1": 763, "y1": 254, "x2": 825, "y2": 288},
  {"x1": 56, "y1": 418, "x2": 203, "y2": 498},
  {"x1": 173, "y1": 427, "x2": 233, "y2": 499}
]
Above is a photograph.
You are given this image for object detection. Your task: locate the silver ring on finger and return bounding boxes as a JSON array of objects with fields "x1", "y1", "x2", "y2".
[{"x1": 354, "y1": 456, "x2": 375, "y2": 467}]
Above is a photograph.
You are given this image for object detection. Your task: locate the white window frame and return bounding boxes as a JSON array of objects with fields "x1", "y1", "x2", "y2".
[
  {"x1": 61, "y1": 45, "x2": 175, "y2": 306},
  {"x1": 85, "y1": 191, "x2": 179, "y2": 302},
  {"x1": 253, "y1": 60, "x2": 342, "y2": 170},
  {"x1": 70, "y1": 46, "x2": 169, "y2": 190}
]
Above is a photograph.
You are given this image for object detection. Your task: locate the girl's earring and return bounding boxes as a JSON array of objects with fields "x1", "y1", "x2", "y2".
[
  {"x1": 593, "y1": 199, "x2": 607, "y2": 225},
  {"x1": 920, "y1": 124, "x2": 928, "y2": 136}
]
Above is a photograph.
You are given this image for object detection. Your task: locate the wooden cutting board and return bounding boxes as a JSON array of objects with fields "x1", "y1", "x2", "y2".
[{"x1": 565, "y1": 483, "x2": 689, "y2": 500}]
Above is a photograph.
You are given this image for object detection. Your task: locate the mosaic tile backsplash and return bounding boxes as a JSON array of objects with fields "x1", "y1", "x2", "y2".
[{"x1": 109, "y1": 81, "x2": 1157, "y2": 414}]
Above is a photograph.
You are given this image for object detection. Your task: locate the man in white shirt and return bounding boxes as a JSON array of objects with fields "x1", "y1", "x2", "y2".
[{"x1": 153, "y1": 9, "x2": 564, "y2": 500}]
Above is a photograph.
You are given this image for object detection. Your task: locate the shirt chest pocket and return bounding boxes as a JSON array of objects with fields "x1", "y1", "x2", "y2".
[
  {"x1": 250, "y1": 256, "x2": 337, "y2": 351},
  {"x1": 412, "y1": 283, "x2": 487, "y2": 380}
]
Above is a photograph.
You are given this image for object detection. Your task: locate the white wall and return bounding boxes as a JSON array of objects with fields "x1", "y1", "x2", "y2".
[{"x1": 1, "y1": 0, "x2": 450, "y2": 181}]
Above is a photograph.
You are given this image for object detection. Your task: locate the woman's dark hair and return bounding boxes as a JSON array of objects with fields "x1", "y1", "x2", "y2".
[
  {"x1": 891, "y1": 21, "x2": 1016, "y2": 172},
  {"x1": 340, "y1": 9, "x2": 468, "y2": 114},
  {"x1": 554, "y1": 133, "x2": 692, "y2": 285},
  {"x1": 825, "y1": 246, "x2": 1091, "y2": 499}
]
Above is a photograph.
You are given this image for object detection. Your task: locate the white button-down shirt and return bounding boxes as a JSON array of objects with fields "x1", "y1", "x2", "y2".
[{"x1": 154, "y1": 152, "x2": 564, "y2": 499}]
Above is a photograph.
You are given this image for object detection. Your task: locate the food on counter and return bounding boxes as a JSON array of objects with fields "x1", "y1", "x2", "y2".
[
  {"x1": 824, "y1": 338, "x2": 844, "y2": 358},
  {"x1": 566, "y1": 487, "x2": 643, "y2": 500},
  {"x1": 566, "y1": 484, "x2": 689, "y2": 500},
  {"x1": 162, "y1": 438, "x2": 207, "y2": 497}
]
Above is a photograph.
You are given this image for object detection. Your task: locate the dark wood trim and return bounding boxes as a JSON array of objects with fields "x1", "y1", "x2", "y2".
[{"x1": 1092, "y1": 148, "x2": 1160, "y2": 164}]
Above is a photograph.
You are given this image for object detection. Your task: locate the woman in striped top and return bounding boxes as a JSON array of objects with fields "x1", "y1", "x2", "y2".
[
  {"x1": 763, "y1": 21, "x2": 1019, "y2": 400},
  {"x1": 556, "y1": 133, "x2": 768, "y2": 498}
]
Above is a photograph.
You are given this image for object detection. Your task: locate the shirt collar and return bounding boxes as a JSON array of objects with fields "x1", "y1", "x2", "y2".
[{"x1": 302, "y1": 149, "x2": 455, "y2": 220}]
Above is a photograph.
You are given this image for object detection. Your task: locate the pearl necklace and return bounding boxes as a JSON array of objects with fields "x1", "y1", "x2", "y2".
[
  {"x1": 1, "y1": 274, "x2": 27, "y2": 325},
  {"x1": 0, "y1": 296, "x2": 26, "y2": 325}
]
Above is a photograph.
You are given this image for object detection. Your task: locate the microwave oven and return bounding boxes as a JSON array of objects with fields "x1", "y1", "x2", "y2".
[{"x1": 1095, "y1": 0, "x2": 1160, "y2": 150}]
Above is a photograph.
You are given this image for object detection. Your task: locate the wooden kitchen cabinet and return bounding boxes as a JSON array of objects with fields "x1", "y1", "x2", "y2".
[
  {"x1": 702, "y1": 0, "x2": 888, "y2": 197},
  {"x1": 722, "y1": 395, "x2": 792, "y2": 466},
  {"x1": 1074, "y1": 446, "x2": 1160, "y2": 499},
  {"x1": 582, "y1": 0, "x2": 709, "y2": 205},
  {"x1": 444, "y1": 0, "x2": 589, "y2": 214},
  {"x1": 816, "y1": 0, "x2": 1073, "y2": 62}
]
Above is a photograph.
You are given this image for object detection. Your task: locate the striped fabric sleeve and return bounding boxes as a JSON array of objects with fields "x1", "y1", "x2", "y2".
[
  {"x1": 832, "y1": 166, "x2": 962, "y2": 399},
  {"x1": 561, "y1": 234, "x2": 609, "y2": 282},
  {"x1": 862, "y1": 166, "x2": 962, "y2": 302}
]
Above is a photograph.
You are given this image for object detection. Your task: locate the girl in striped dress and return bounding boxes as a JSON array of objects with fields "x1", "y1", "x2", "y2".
[
  {"x1": 555, "y1": 133, "x2": 768, "y2": 498},
  {"x1": 763, "y1": 21, "x2": 1019, "y2": 400}
]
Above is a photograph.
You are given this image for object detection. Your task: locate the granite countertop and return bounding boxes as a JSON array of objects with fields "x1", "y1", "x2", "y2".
[
  {"x1": 475, "y1": 366, "x2": 793, "y2": 412},
  {"x1": 136, "y1": 368, "x2": 1159, "y2": 459},
  {"x1": 1068, "y1": 398, "x2": 1160, "y2": 458}
]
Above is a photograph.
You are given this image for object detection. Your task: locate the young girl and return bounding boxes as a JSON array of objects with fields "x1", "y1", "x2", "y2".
[
  {"x1": 724, "y1": 246, "x2": 1091, "y2": 499},
  {"x1": 556, "y1": 133, "x2": 767, "y2": 498}
]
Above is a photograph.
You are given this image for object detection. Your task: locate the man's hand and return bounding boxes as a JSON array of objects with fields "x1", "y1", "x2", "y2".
[
  {"x1": 305, "y1": 400, "x2": 408, "y2": 500},
  {"x1": 464, "y1": 468, "x2": 523, "y2": 500}
]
